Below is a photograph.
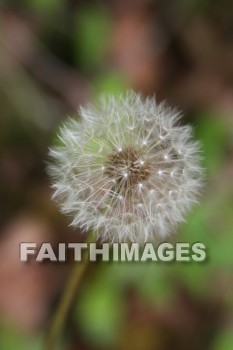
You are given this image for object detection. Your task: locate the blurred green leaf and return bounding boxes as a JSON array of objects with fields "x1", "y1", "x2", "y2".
[
  {"x1": 213, "y1": 329, "x2": 233, "y2": 350},
  {"x1": 75, "y1": 6, "x2": 111, "y2": 69},
  {"x1": 195, "y1": 112, "x2": 229, "y2": 175},
  {"x1": 0, "y1": 322, "x2": 42, "y2": 350},
  {"x1": 76, "y1": 281, "x2": 123, "y2": 347},
  {"x1": 24, "y1": 0, "x2": 64, "y2": 14},
  {"x1": 93, "y1": 71, "x2": 127, "y2": 96},
  {"x1": 136, "y1": 263, "x2": 173, "y2": 304}
]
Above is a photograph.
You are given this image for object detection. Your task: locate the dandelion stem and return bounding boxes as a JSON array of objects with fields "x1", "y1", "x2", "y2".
[{"x1": 44, "y1": 231, "x2": 94, "y2": 350}]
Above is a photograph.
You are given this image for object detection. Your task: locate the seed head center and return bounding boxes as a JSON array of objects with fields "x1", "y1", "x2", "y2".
[{"x1": 105, "y1": 146, "x2": 151, "y2": 188}]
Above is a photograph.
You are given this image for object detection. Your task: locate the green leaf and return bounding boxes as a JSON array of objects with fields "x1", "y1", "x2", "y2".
[
  {"x1": 93, "y1": 71, "x2": 127, "y2": 96},
  {"x1": 213, "y1": 330, "x2": 233, "y2": 350},
  {"x1": 75, "y1": 6, "x2": 111, "y2": 69},
  {"x1": 0, "y1": 321, "x2": 42, "y2": 350},
  {"x1": 76, "y1": 282, "x2": 123, "y2": 347},
  {"x1": 195, "y1": 112, "x2": 229, "y2": 175},
  {"x1": 24, "y1": 0, "x2": 64, "y2": 14}
]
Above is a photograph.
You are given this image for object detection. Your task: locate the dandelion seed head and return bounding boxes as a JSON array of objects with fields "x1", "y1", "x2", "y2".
[{"x1": 48, "y1": 91, "x2": 203, "y2": 242}]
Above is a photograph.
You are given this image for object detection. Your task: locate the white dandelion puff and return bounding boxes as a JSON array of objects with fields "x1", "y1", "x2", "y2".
[{"x1": 48, "y1": 91, "x2": 203, "y2": 243}]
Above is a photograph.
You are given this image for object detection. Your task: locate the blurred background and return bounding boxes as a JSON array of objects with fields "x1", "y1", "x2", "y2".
[{"x1": 0, "y1": 0, "x2": 233, "y2": 349}]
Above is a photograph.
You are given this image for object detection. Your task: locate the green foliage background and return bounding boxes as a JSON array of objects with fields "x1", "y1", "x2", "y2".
[{"x1": 0, "y1": 1, "x2": 232, "y2": 349}]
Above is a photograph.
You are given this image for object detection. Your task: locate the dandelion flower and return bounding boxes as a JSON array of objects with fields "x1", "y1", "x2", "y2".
[{"x1": 48, "y1": 91, "x2": 203, "y2": 242}]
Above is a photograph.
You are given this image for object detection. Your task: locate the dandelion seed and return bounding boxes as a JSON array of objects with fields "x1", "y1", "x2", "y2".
[{"x1": 48, "y1": 91, "x2": 203, "y2": 242}]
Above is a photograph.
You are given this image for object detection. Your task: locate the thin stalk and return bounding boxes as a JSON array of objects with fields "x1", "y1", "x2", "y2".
[{"x1": 44, "y1": 231, "x2": 94, "y2": 350}]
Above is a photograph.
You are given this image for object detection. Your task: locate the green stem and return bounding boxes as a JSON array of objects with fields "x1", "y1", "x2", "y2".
[{"x1": 44, "y1": 231, "x2": 94, "y2": 350}]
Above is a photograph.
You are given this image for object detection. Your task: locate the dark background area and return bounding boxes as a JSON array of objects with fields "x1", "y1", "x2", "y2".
[{"x1": 0, "y1": 0, "x2": 233, "y2": 349}]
